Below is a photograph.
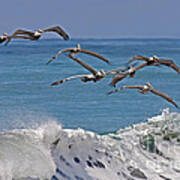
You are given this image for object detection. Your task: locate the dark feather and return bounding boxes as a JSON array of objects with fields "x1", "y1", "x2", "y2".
[{"x1": 43, "y1": 26, "x2": 70, "y2": 40}]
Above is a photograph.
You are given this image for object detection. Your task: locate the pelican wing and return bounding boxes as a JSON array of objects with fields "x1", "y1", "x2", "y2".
[
  {"x1": 106, "y1": 62, "x2": 141, "y2": 76},
  {"x1": 5, "y1": 29, "x2": 35, "y2": 45},
  {"x1": 51, "y1": 74, "x2": 89, "y2": 86},
  {"x1": 10, "y1": 29, "x2": 35, "y2": 37},
  {"x1": 79, "y1": 49, "x2": 110, "y2": 64},
  {"x1": 157, "y1": 59, "x2": 180, "y2": 73},
  {"x1": 150, "y1": 88, "x2": 179, "y2": 108},
  {"x1": 128, "y1": 55, "x2": 150, "y2": 64},
  {"x1": 68, "y1": 54, "x2": 98, "y2": 75},
  {"x1": 135, "y1": 62, "x2": 149, "y2": 71},
  {"x1": 5, "y1": 35, "x2": 36, "y2": 46},
  {"x1": 108, "y1": 85, "x2": 144, "y2": 95},
  {"x1": 110, "y1": 72, "x2": 129, "y2": 87},
  {"x1": 43, "y1": 26, "x2": 70, "y2": 40},
  {"x1": 46, "y1": 48, "x2": 73, "y2": 65},
  {"x1": 120, "y1": 85, "x2": 145, "y2": 90},
  {"x1": 106, "y1": 67, "x2": 126, "y2": 75}
]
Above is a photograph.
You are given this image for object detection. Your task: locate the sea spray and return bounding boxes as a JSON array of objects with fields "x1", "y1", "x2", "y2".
[{"x1": 0, "y1": 109, "x2": 180, "y2": 179}]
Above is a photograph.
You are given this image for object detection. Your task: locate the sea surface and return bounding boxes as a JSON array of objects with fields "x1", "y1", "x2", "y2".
[
  {"x1": 1, "y1": 38, "x2": 180, "y2": 133},
  {"x1": 0, "y1": 38, "x2": 180, "y2": 179}
]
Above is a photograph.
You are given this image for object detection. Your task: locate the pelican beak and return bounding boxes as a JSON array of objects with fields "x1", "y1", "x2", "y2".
[
  {"x1": 153, "y1": 55, "x2": 159, "y2": 60},
  {"x1": 100, "y1": 69, "x2": 106, "y2": 77},
  {"x1": 38, "y1": 29, "x2": 43, "y2": 33},
  {"x1": 146, "y1": 82, "x2": 152, "y2": 88},
  {"x1": 77, "y1": 43, "x2": 81, "y2": 49}
]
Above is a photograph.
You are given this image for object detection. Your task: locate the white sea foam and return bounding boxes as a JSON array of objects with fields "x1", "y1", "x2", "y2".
[{"x1": 0, "y1": 109, "x2": 180, "y2": 179}]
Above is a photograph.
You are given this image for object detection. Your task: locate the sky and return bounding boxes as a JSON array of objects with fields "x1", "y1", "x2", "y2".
[{"x1": 1, "y1": 0, "x2": 180, "y2": 38}]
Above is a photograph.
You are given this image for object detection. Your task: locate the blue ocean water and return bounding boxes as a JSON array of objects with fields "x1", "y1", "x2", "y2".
[{"x1": 0, "y1": 38, "x2": 180, "y2": 133}]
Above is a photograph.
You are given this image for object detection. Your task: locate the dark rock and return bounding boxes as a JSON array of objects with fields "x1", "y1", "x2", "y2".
[
  {"x1": 56, "y1": 168, "x2": 71, "y2": 180},
  {"x1": 88, "y1": 155, "x2": 93, "y2": 160},
  {"x1": 74, "y1": 157, "x2": 80, "y2": 164},
  {"x1": 159, "y1": 174, "x2": 172, "y2": 180},
  {"x1": 93, "y1": 160, "x2": 106, "y2": 168},
  {"x1": 68, "y1": 144, "x2": 73, "y2": 149},
  {"x1": 130, "y1": 168, "x2": 147, "y2": 179},
  {"x1": 51, "y1": 175, "x2": 59, "y2": 180},
  {"x1": 60, "y1": 155, "x2": 72, "y2": 167},
  {"x1": 86, "y1": 160, "x2": 93, "y2": 168},
  {"x1": 74, "y1": 175, "x2": 84, "y2": 180}
]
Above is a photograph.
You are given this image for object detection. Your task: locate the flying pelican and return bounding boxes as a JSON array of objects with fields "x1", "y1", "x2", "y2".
[
  {"x1": 0, "y1": 32, "x2": 35, "y2": 45},
  {"x1": 5, "y1": 26, "x2": 70, "y2": 45},
  {"x1": 108, "y1": 82, "x2": 179, "y2": 108},
  {"x1": 51, "y1": 55, "x2": 128, "y2": 86},
  {"x1": 46, "y1": 44, "x2": 110, "y2": 65},
  {"x1": 128, "y1": 55, "x2": 180, "y2": 73},
  {"x1": 110, "y1": 62, "x2": 151, "y2": 87}
]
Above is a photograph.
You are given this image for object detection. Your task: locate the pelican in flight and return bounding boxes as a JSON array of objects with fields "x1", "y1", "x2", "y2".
[
  {"x1": 51, "y1": 55, "x2": 126, "y2": 86},
  {"x1": 0, "y1": 32, "x2": 35, "y2": 45},
  {"x1": 128, "y1": 55, "x2": 180, "y2": 73},
  {"x1": 46, "y1": 44, "x2": 110, "y2": 65},
  {"x1": 110, "y1": 62, "x2": 152, "y2": 87},
  {"x1": 5, "y1": 26, "x2": 70, "y2": 45},
  {"x1": 108, "y1": 82, "x2": 179, "y2": 108}
]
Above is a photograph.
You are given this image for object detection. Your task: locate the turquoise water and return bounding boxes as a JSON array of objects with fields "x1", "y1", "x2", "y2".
[{"x1": 0, "y1": 38, "x2": 180, "y2": 133}]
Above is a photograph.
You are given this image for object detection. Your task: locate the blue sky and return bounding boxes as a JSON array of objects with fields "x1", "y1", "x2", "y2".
[{"x1": 1, "y1": 0, "x2": 180, "y2": 38}]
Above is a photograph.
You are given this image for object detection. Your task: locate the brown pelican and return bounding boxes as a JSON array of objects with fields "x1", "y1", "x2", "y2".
[
  {"x1": 110, "y1": 62, "x2": 150, "y2": 87},
  {"x1": 108, "y1": 82, "x2": 179, "y2": 108},
  {"x1": 0, "y1": 32, "x2": 8, "y2": 44},
  {"x1": 5, "y1": 26, "x2": 70, "y2": 45},
  {"x1": 0, "y1": 32, "x2": 34, "y2": 45},
  {"x1": 46, "y1": 44, "x2": 110, "y2": 65},
  {"x1": 128, "y1": 55, "x2": 180, "y2": 73},
  {"x1": 51, "y1": 55, "x2": 126, "y2": 86}
]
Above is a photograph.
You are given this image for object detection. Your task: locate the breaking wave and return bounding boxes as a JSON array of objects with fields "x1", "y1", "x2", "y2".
[{"x1": 0, "y1": 108, "x2": 180, "y2": 180}]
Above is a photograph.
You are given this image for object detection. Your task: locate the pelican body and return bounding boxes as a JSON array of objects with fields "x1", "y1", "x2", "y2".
[
  {"x1": 108, "y1": 82, "x2": 179, "y2": 108},
  {"x1": 128, "y1": 55, "x2": 180, "y2": 73},
  {"x1": 110, "y1": 62, "x2": 150, "y2": 87},
  {"x1": 46, "y1": 44, "x2": 110, "y2": 65},
  {"x1": 5, "y1": 26, "x2": 70, "y2": 45}
]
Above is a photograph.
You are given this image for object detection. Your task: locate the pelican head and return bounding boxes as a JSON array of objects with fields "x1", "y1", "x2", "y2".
[
  {"x1": 128, "y1": 66, "x2": 135, "y2": 73},
  {"x1": 146, "y1": 82, "x2": 152, "y2": 88},
  {"x1": 153, "y1": 55, "x2": 159, "y2": 61},
  {"x1": 3, "y1": 32, "x2": 7, "y2": 37},
  {"x1": 100, "y1": 69, "x2": 106, "y2": 77},
  {"x1": 37, "y1": 29, "x2": 43, "y2": 33},
  {"x1": 77, "y1": 43, "x2": 81, "y2": 50}
]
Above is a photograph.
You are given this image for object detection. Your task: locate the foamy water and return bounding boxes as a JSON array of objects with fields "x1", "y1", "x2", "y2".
[{"x1": 0, "y1": 108, "x2": 180, "y2": 180}]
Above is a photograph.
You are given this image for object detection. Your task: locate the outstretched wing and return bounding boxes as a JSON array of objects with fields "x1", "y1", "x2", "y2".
[
  {"x1": 46, "y1": 48, "x2": 73, "y2": 65},
  {"x1": 106, "y1": 67, "x2": 127, "y2": 75},
  {"x1": 135, "y1": 62, "x2": 149, "y2": 71},
  {"x1": 5, "y1": 35, "x2": 36, "y2": 46},
  {"x1": 110, "y1": 72, "x2": 129, "y2": 87},
  {"x1": 157, "y1": 59, "x2": 180, "y2": 73},
  {"x1": 51, "y1": 74, "x2": 90, "y2": 86},
  {"x1": 68, "y1": 54, "x2": 98, "y2": 75},
  {"x1": 106, "y1": 62, "x2": 140, "y2": 75},
  {"x1": 10, "y1": 29, "x2": 35, "y2": 37},
  {"x1": 128, "y1": 55, "x2": 150, "y2": 64},
  {"x1": 150, "y1": 88, "x2": 179, "y2": 108},
  {"x1": 108, "y1": 85, "x2": 144, "y2": 95},
  {"x1": 5, "y1": 29, "x2": 35, "y2": 45},
  {"x1": 43, "y1": 26, "x2": 70, "y2": 40},
  {"x1": 79, "y1": 49, "x2": 110, "y2": 64}
]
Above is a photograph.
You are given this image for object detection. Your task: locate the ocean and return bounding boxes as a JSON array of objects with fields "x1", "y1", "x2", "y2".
[{"x1": 0, "y1": 38, "x2": 180, "y2": 179}]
